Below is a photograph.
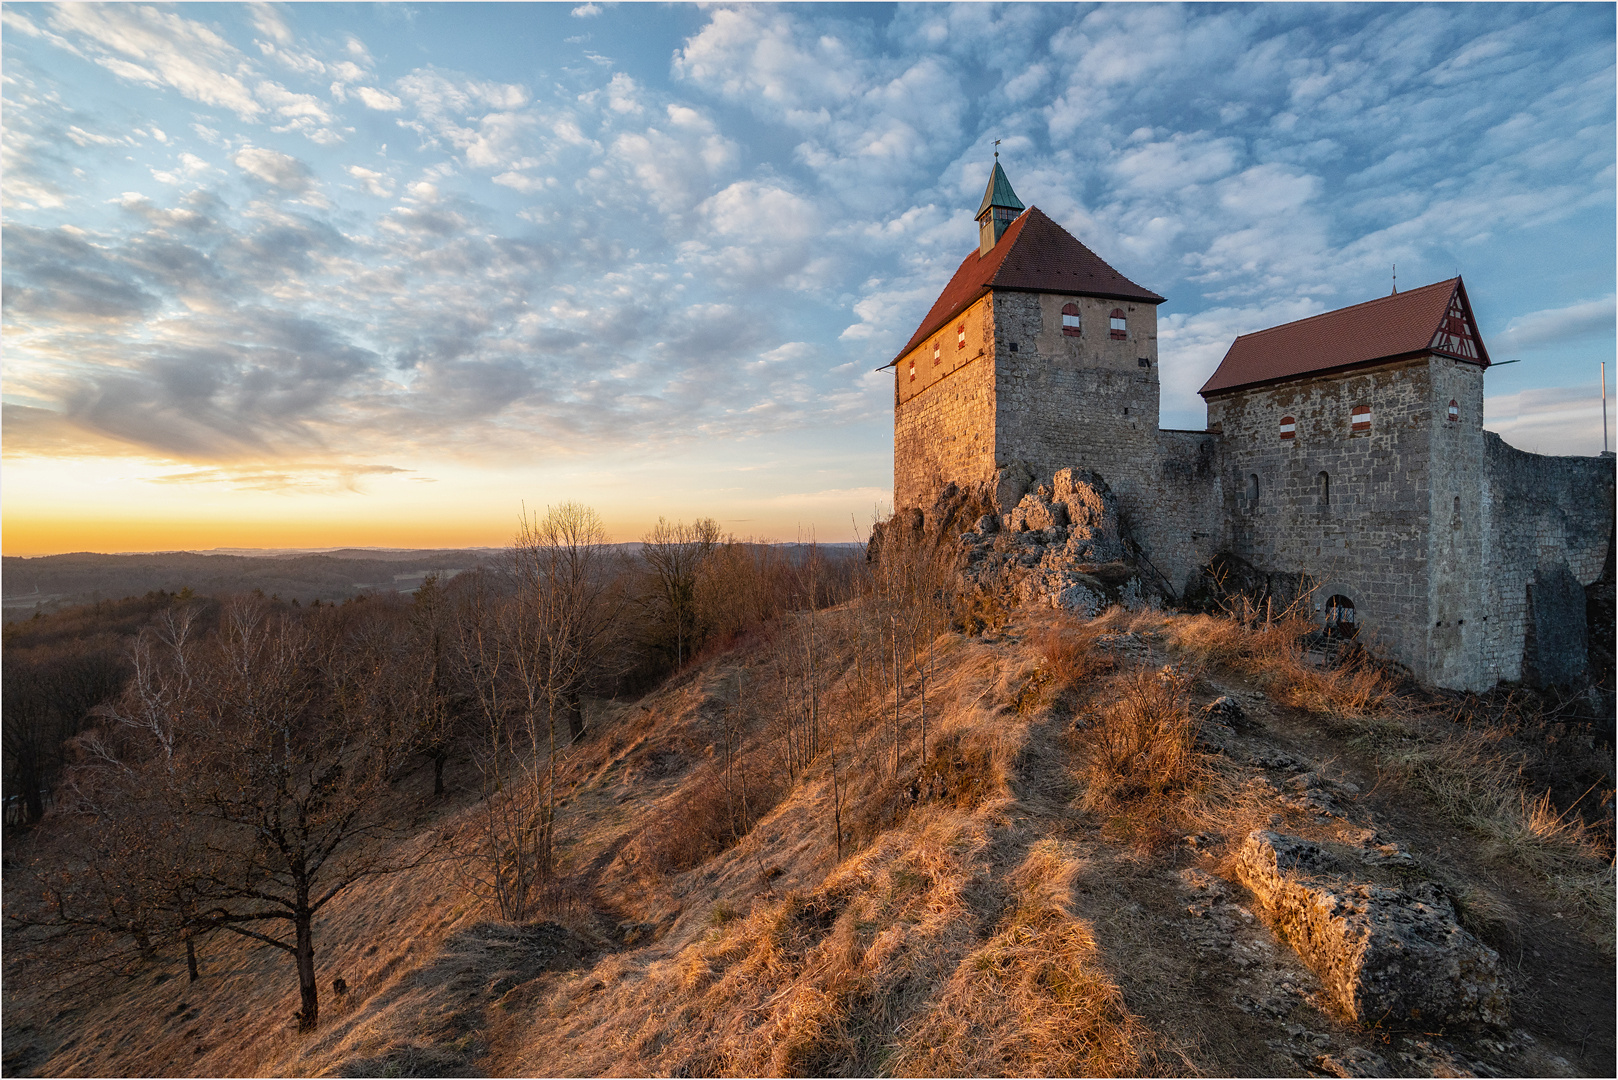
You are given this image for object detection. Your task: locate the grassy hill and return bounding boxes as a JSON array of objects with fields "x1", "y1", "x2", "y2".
[{"x1": 4, "y1": 601, "x2": 1613, "y2": 1077}]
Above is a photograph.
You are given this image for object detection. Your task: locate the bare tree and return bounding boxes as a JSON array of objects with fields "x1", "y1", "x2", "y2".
[
  {"x1": 453, "y1": 504, "x2": 621, "y2": 922},
  {"x1": 22, "y1": 598, "x2": 432, "y2": 1032},
  {"x1": 641, "y1": 516, "x2": 721, "y2": 667}
]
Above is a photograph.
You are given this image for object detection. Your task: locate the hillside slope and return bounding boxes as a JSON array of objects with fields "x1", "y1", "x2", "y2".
[{"x1": 4, "y1": 604, "x2": 1613, "y2": 1078}]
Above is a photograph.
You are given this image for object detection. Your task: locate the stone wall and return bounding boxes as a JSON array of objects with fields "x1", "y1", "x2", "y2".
[
  {"x1": 989, "y1": 290, "x2": 1169, "y2": 573},
  {"x1": 1146, "y1": 429, "x2": 1227, "y2": 595},
  {"x1": 1204, "y1": 359, "x2": 1438, "y2": 681},
  {"x1": 1481, "y1": 434, "x2": 1615, "y2": 686},
  {"x1": 893, "y1": 294, "x2": 998, "y2": 511},
  {"x1": 1424, "y1": 357, "x2": 1489, "y2": 689}
]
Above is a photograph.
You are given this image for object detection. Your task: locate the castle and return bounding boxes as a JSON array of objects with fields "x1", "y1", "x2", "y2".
[{"x1": 891, "y1": 162, "x2": 1614, "y2": 692}]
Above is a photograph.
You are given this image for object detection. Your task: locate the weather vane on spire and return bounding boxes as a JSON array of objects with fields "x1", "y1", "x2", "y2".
[
  {"x1": 1391, "y1": 263, "x2": 1397, "y2": 296},
  {"x1": 994, "y1": 139, "x2": 1000, "y2": 159}
]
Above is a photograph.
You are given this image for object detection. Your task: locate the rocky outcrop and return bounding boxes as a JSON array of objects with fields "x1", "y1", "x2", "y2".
[
  {"x1": 955, "y1": 469, "x2": 1162, "y2": 615},
  {"x1": 1234, "y1": 831, "x2": 1507, "y2": 1028}
]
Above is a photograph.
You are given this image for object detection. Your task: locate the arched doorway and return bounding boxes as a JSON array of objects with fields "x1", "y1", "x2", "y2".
[{"x1": 1323, "y1": 594, "x2": 1358, "y2": 639}]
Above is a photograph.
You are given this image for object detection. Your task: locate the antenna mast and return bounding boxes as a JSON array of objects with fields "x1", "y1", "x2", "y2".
[{"x1": 1604, "y1": 361, "x2": 1609, "y2": 454}]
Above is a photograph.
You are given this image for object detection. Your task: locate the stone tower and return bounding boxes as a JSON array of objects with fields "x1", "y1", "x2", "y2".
[{"x1": 890, "y1": 161, "x2": 1167, "y2": 521}]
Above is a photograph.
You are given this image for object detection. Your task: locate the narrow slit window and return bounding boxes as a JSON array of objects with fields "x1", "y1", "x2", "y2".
[
  {"x1": 1061, "y1": 303, "x2": 1082, "y2": 337},
  {"x1": 1279, "y1": 415, "x2": 1296, "y2": 440},
  {"x1": 957, "y1": 323, "x2": 967, "y2": 350},
  {"x1": 1318, "y1": 471, "x2": 1330, "y2": 508},
  {"x1": 1109, "y1": 308, "x2": 1127, "y2": 341},
  {"x1": 1351, "y1": 403, "x2": 1372, "y2": 434},
  {"x1": 1246, "y1": 473, "x2": 1259, "y2": 503}
]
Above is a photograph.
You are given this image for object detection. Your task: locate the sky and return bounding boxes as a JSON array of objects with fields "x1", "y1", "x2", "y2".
[{"x1": 2, "y1": 1, "x2": 1614, "y2": 557}]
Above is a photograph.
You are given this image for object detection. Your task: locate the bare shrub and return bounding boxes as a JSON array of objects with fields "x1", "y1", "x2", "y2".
[
  {"x1": 633, "y1": 754, "x2": 785, "y2": 875},
  {"x1": 1080, "y1": 666, "x2": 1199, "y2": 815}
]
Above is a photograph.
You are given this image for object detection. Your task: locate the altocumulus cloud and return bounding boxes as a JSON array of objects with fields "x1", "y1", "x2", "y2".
[{"x1": 1, "y1": 1, "x2": 1612, "y2": 484}]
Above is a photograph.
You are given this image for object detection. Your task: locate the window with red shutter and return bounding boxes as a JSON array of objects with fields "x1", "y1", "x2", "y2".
[
  {"x1": 1279, "y1": 415, "x2": 1296, "y2": 440},
  {"x1": 1447, "y1": 399, "x2": 1459, "y2": 422},
  {"x1": 957, "y1": 323, "x2": 966, "y2": 349},
  {"x1": 1109, "y1": 308, "x2": 1126, "y2": 341},
  {"x1": 933, "y1": 340, "x2": 941, "y2": 365},
  {"x1": 1061, "y1": 303, "x2": 1081, "y2": 337},
  {"x1": 1351, "y1": 404, "x2": 1371, "y2": 433},
  {"x1": 908, "y1": 358, "x2": 916, "y2": 382}
]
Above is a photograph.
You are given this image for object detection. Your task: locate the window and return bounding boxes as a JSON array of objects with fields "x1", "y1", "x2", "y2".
[
  {"x1": 933, "y1": 339, "x2": 941, "y2": 365},
  {"x1": 1448, "y1": 399, "x2": 1459, "y2": 422},
  {"x1": 1324, "y1": 595, "x2": 1358, "y2": 639},
  {"x1": 957, "y1": 323, "x2": 967, "y2": 350},
  {"x1": 1279, "y1": 415, "x2": 1296, "y2": 440},
  {"x1": 908, "y1": 358, "x2": 916, "y2": 382},
  {"x1": 1061, "y1": 303, "x2": 1082, "y2": 337},
  {"x1": 1109, "y1": 308, "x2": 1127, "y2": 341},
  {"x1": 1351, "y1": 403, "x2": 1372, "y2": 434},
  {"x1": 1137, "y1": 356, "x2": 1151, "y2": 368},
  {"x1": 1318, "y1": 471, "x2": 1330, "y2": 508},
  {"x1": 1245, "y1": 473, "x2": 1259, "y2": 503}
]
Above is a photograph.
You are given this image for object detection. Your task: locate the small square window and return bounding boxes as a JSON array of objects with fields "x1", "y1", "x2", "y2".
[
  {"x1": 1137, "y1": 357, "x2": 1150, "y2": 368},
  {"x1": 1009, "y1": 342, "x2": 1019, "y2": 353}
]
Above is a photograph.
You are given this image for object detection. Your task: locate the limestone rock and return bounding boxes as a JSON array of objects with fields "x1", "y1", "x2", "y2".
[
  {"x1": 1235, "y1": 830, "x2": 1507, "y2": 1027},
  {"x1": 993, "y1": 460, "x2": 1034, "y2": 514},
  {"x1": 1206, "y1": 695, "x2": 1247, "y2": 725}
]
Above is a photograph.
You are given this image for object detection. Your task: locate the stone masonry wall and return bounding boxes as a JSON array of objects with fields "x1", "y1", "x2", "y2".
[
  {"x1": 1424, "y1": 357, "x2": 1489, "y2": 690},
  {"x1": 990, "y1": 290, "x2": 1176, "y2": 573},
  {"x1": 1149, "y1": 429, "x2": 1227, "y2": 595},
  {"x1": 1481, "y1": 434, "x2": 1615, "y2": 685},
  {"x1": 1205, "y1": 359, "x2": 1437, "y2": 682},
  {"x1": 893, "y1": 293, "x2": 997, "y2": 511}
]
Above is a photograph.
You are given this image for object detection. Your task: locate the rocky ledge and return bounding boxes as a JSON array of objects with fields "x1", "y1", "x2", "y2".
[{"x1": 1234, "y1": 829, "x2": 1508, "y2": 1028}]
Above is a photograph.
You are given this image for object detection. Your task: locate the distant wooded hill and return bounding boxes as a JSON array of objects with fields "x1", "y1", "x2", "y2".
[{"x1": 1, "y1": 549, "x2": 499, "y2": 621}]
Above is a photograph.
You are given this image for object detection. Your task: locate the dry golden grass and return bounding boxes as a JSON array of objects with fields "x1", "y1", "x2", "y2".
[
  {"x1": 1079, "y1": 666, "x2": 1200, "y2": 817},
  {"x1": 1156, "y1": 610, "x2": 1393, "y2": 720},
  {"x1": 889, "y1": 839, "x2": 1143, "y2": 1077}
]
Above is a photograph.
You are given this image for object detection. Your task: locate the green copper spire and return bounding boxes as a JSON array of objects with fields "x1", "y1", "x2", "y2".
[
  {"x1": 975, "y1": 158, "x2": 1024, "y2": 255},
  {"x1": 976, "y1": 160, "x2": 1024, "y2": 219}
]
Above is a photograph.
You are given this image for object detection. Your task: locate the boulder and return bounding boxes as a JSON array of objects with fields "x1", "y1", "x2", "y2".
[{"x1": 1235, "y1": 831, "x2": 1507, "y2": 1027}]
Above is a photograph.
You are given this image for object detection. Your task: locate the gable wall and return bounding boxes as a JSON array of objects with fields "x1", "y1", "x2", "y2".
[
  {"x1": 1204, "y1": 359, "x2": 1438, "y2": 680},
  {"x1": 990, "y1": 290, "x2": 1171, "y2": 551}
]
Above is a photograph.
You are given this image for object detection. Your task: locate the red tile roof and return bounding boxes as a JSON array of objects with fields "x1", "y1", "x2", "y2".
[
  {"x1": 1199, "y1": 277, "x2": 1490, "y2": 397},
  {"x1": 892, "y1": 207, "x2": 1164, "y2": 364}
]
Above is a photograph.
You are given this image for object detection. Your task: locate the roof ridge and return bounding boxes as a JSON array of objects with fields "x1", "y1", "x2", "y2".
[{"x1": 1231, "y1": 277, "x2": 1458, "y2": 343}]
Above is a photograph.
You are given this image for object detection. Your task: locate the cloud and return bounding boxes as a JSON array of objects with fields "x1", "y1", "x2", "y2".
[
  {"x1": 1485, "y1": 384, "x2": 1612, "y2": 456},
  {"x1": 48, "y1": 3, "x2": 264, "y2": 120},
  {"x1": 1492, "y1": 296, "x2": 1616, "y2": 359},
  {"x1": 355, "y1": 85, "x2": 404, "y2": 111},
  {"x1": 571, "y1": 4, "x2": 602, "y2": 18},
  {"x1": 346, "y1": 164, "x2": 395, "y2": 197},
  {"x1": 232, "y1": 146, "x2": 315, "y2": 194}
]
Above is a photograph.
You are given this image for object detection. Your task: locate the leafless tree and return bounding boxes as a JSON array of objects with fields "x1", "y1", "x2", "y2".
[
  {"x1": 641, "y1": 516, "x2": 721, "y2": 667},
  {"x1": 453, "y1": 504, "x2": 621, "y2": 922},
  {"x1": 17, "y1": 597, "x2": 431, "y2": 1031}
]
